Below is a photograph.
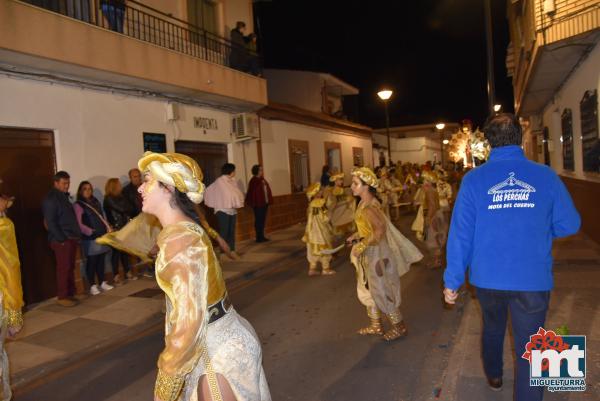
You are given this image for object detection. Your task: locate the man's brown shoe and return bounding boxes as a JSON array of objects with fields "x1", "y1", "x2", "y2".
[
  {"x1": 56, "y1": 298, "x2": 77, "y2": 307},
  {"x1": 487, "y1": 377, "x2": 503, "y2": 391}
]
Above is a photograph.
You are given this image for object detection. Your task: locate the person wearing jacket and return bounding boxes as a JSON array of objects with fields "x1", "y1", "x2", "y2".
[
  {"x1": 42, "y1": 171, "x2": 82, "y2": 307},
  {"x1": 122, "y1": 168, "x2": 143, "y2": 217},
  {"x1": 443, "y1": 114, "x2": 581, "y2": 400},
  {"x1": 74, "y1": 181, "x2": 113, "y2": 295},
  {"x1": 245, "y1": 165, "x2": 273, "y2": 243},
  {"x1": 103, "y1": 178, "x2": 135, "y2": 283}
]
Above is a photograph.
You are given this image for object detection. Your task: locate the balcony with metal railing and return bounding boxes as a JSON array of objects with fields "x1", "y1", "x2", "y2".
[
  {"x1": 507, "y1": 0, "x2": 600, "y2": 116},
  {"x1": 0, "y1": 0, "x2": 267, "y2": 110}
]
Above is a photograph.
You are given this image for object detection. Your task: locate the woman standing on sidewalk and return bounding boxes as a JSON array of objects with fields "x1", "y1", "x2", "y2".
[
  {"x1": 74, "y1": 181, "x2": 113, "y2": 295},
  {"x1": 104, "y1": 178, "x2": 136, "y2": 283},
  {"x1": 136, "y1": 152, "x2": 270, "y2": 401},
  {"x1": 347, "y1": 167, "x2": 423, "y2": 341}
]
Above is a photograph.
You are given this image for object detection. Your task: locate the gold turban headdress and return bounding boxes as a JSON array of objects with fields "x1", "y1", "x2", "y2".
[
  {"x1": 306, "y1": 182, "x2": 321, "y2": 199},
  {"x1": 329, "y1": 172, "x2": 344, "y2": 182},
  {"x1": 138, "y1": 152, "x2": 205, "y2": 204},
  {"x1": 352, "y1": 167, "x2": 378, "y2": 188}
]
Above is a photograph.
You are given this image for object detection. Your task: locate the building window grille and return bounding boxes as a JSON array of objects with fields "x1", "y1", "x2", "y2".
[
  {"x1": 561, "y1": 108, "x2": 574, "y2": 171},
  {"x1": 580, "y1": 90, "x2": 599, "y2": 173}
]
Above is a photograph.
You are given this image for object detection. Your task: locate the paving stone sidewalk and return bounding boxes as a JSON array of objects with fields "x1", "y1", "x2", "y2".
[
  {"x1": 432, "y1": 233, "x2": 600, "y2": 401},
  {"x1": 7, "y1": 223, "x2": 306, "y2": 392}
]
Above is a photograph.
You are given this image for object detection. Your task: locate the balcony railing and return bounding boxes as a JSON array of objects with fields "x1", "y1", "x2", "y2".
[{"x1": 21, "y1": 0, "x2": 261, "y2": 76}]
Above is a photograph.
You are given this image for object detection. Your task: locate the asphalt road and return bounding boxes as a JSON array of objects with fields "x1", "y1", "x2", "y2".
[{"x1": 16, "y1": 214, "x2": 466, "y2": 401}]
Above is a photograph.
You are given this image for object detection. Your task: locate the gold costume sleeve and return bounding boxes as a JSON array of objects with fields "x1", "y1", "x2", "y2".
[
  {"x1": 0, "y1": 217, "x2": 24, "y2": 328},
  {"x1": 154, "y1": 225, "x2": 209, "y2": 401},
  {"x1": 96, "y1": 213, "x2": 162, "y2": 263},
  {"x1": 194, "y1": 205, "x2": 219, "y2": 240}
]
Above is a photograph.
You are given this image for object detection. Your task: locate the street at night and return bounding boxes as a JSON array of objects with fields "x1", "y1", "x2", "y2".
[{"x1": 1, "y1": 1, "x2": 600, "y2": 401}]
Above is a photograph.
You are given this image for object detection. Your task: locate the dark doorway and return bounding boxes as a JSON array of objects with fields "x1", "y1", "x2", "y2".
[
  {"x1": 543, "y1": 127, "x2": 551, "y2": 167},
  {"x1": 0, "y1": 127, "x2": 57, "y2": 305},
  {"x1": 175, "y1": 140, "x2": 228, "y2": 226}
]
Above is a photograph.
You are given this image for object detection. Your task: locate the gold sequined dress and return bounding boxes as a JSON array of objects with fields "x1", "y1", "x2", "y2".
[
  {"x1": 351, "y1": 200, "x2": 423, "y2": 324},
  {"x1": 155, "y1": 221, "x2": 270, "y2": 401},
  {"x1": 0, "y1": 216, "x2": 24, "y2": 401},
  {"x1": 99, "y1": 217, "x2": 270, "y2": 401}
]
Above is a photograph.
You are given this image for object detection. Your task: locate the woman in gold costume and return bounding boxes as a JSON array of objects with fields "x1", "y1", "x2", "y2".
[
  {"x1": 302, "y1": 183, "x2": 335, "y2": 276},
  {"x1": 347, "y1": 168, "x2": 423, "y2": 341},
  {"x1": 0, "y1": 182, "x2": 24, "y2": 401},
  {"x1": 325, "y1": 173, "x2": 356, "y2": 237},
  {"x1": 411, "y1": 171, "x2": 448, "y2": 269},
  {"x1": 123, "y1": 153, "x2": 270, "y2": 401}
]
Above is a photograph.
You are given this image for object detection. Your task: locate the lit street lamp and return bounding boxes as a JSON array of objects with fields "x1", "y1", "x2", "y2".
[
  {"x1": 494, "y1": 104, "x2": 502, "y2": 113},
  {"x1": 377, "y1": 89, "x2": 393, "y2": 165},
  {"x1": 436, "y1": 122, "x2": 446, "y2": 166}
]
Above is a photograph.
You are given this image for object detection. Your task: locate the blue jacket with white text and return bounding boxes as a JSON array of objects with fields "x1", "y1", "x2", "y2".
[{"x1": 443, "y1": 146, "x2": 581, "y2": 291}]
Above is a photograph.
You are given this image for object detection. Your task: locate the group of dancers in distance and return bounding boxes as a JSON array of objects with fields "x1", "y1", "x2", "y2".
[{"x1": 0, "y1": 151, "x2": 437, "y2": 401}]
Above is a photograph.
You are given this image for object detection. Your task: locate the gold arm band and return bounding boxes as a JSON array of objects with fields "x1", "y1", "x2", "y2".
[
  {"x1": 206, "y1": 226, "x2": 219, "y2": 240},
  {"x1": 354, "y1": 241, "x2": 367, "y2": 256},
  {"x1": 6, "y1": 309, "x2": 23, "y2": 328},
  {"x1": 154, "y1": 369, "x2": 185, "y2": 401}
]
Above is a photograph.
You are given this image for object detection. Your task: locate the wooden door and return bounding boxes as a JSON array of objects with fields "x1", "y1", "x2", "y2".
[{"x1": 0, "y1": 127, "x2": 57, "y2": 305}]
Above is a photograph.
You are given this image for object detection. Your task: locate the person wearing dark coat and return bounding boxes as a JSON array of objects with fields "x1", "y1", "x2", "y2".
[
  {"x1": 103, "y1": 178, "x2": 135, "y2": 283},
  {"x1": 122, "y1": 168, "x2": 143, "y2": 217},
  {"x1": 245, "y1": 165, "x2": 273, "y2": 243},
  {"x1": 74, "y1": 181, "x2": 112, "y2": 295},
  {"x1": 42, "y1": 171, "x2": 81, "y2": 307},
  {"x1": 230, "y1": 21, "x2": 248, "y2": 72}
]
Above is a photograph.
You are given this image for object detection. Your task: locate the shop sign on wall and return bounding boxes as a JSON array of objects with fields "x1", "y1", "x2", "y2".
[
  {"x1": 143, "y1": 132, "x2": 167, "y2": 153},
  {"x1": 194, "y1": 117, "x2": 219, "y2": 131}
]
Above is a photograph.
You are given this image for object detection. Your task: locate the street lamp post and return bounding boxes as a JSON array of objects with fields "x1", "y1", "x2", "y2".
[
  {"x1": 377, "y1": 89, "x2": 393, "y2": 165},
  {"x1": 436, "y1": 122, "x2": 445, "y2": 167}
]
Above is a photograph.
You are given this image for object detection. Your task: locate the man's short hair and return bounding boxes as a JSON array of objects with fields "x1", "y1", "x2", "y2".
[
  {"x1": 236, "y1": 21, "x2": 246, "y2": 29},
  {"x1": 222, "y1": 163, "x2": 236, "y2": 175},
  {"x1": 53, "y1": 171, "x2": 70, "y2": 182},
  {"x1": 483, "y1": 113, "x2": 522, "y2": 148},
  {"x1": 251, "y1": 164, "x2": 261, "y2": 176},
  {"x1": 128, "y1": 168, "x2": 141, "y2": 178}
]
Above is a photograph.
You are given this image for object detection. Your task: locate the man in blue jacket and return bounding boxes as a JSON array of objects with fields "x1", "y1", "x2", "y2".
[{"x1": 443, "y1": 114, "x2": 580, "y2": 401}]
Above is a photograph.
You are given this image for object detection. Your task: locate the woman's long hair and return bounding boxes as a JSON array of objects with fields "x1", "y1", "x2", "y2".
[
  {"x1": 104, "y1": 178, "x2": 122, "y2": 198},
  {"x1": 158, "y1": 182, "x2": 199, "y2": 222},
  {"x1": 76, "y1": 181, "x2": 92, "y2": 202},
  {"x1": 76, "y1": 181, "x2": 101, "y2": 211}
]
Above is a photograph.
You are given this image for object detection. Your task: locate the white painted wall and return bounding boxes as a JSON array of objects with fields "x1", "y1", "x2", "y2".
[
  {"x1": 223, "y1": 0, "x2": 254, "y2": 34},
  {"x1": 0, "y1": 76, "x2": 258, "y2": 197},
  {"x1": 259, "y1": 119, "x2": 374, "y2": 196},
  {"x1": 542, "y1": 43, "x2": 600, "y2": 182},
  {"x1": 372, "y1": 133, "x2": 441, "y2": 165}
]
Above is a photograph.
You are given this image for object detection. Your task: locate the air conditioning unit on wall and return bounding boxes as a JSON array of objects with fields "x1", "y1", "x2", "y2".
[{"x1": 232, "y1": 113, "x2": 260, "y2": 141}]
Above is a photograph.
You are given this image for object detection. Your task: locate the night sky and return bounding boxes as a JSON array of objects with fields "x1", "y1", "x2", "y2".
[{"x1": 254, "y1": 0, "x2": 515, "y2": 130}]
